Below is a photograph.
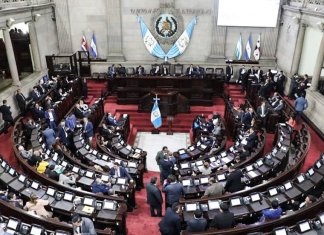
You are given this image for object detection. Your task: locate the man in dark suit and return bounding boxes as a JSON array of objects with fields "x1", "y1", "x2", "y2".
[
  {"x1": 33, "y1": 103, "x2": 45, "y2": 121},
  {"x1": 244, "y1": 127, "x2": 258, "y2": 151},
  {"x1": 0, "y1": 100, "x2": 14, "y2": 134},
  {"x1": 256, "y1": 66, "x2": 264, "y2": 82},
  {"x1": 15, "y1": 89, "x2": 27, "y2": 113},
  {"x1": 42, "y1": 124, "x2": 56, "y2": 149},
  {"x1": 30, "y1": 86, "x2": 42, "y2": 102},
  {"x1": 163, "y1": 175, "x2": 184, "y2": 209},
  {"x1": 159, "y1": 155, "x2": 174, "y2": 184},
  {"x1": 257, "y1": 100, "x2": 270, "y2": 127},
  {"x1": 146, "y1": 176, "x2": 163, "y2": 217},
  {"x1": 225, "y1": 166, "x2": 245, "y2": 193},
  {"x1": 161, "y1": 66, "x2": 169, "y2": 76},
  {"x1": 159, "y1": 203, "x2": 181, "y2": 235},
  {"x1": 74, "y1": 103, "x2": 86, "y2": 119},
  {"x1": 44, "y1": 108, "x2": 57, "y2": 130},
  {"x1": 186, "y1": 210, "x2": 207, "y2": 232},
  {"x1": 72, "y1": 213, "x2": 97, "y2": 235},
  {"x1": 56, "y1": 121, "x2": 71, "y2": 148},
  {"x1": 242, "y1": 108, "x2": 253, "y2": 129},
  {"x1": 83, "y1": 117, "x2": 94, "y2": 145},
  {"x1": 225, "y1": 63, "x2": 233, "y2": 82},
  {"x1": 117, "y1": 64, "x2": 126, "y2": 76},
  {"x1": 136, "y1": 65, "x2": 145, "y2": 76},
  {"x1": 109, "y1": 162, "x2": 132, "y2": 180},
  {"x1": 210, "y1": 202, "x2": 235, "y2": 229}
]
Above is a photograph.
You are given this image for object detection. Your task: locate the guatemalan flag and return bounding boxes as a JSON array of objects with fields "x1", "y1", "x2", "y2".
[
  {"x1": 81, "y1": 35, "x2": 88, "y2": 54},
  {"x1": 90, "y1": 33, "x2": 98, "y2": 59},
  {"x1": 245, "y1": 34, "x2": 252, "y2": 61},
  {"x1": 151, "y1": 97, "x2": 162, "y2": 129},
  {"x1": 138, "y1": 16, "x2": 165, "y2": 59},
  {"x1": 235, "y1": 34, "x2": 242, "y2": 60},
  {"x1": 166, "y1": 17, "x2": 197, "y2": 60},
  {"x1": 253, "y1": 34, "x2": 261, "y2": 61}
]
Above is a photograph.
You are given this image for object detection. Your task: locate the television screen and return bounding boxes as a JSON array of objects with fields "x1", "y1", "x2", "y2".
[
  {"x1": 297, "y1": 175, "x2": 305, "y2": 183},
  {"x1": 128, "y1": 162, "x2": 136, "y2": 168},
  {"x1": 1, "y1": 161, "x2": 6, "y2": 168},
  {"x1": 246, "y1": 165, "x2": 253, "y2": 172},
  {"x1": 319, "y1": 214, "x2": 324, "y2": 224},
  {"x1": 179, "y1": 150, "x2": 186, "y2": 155},
  {"x1": 101, "y1": 175, "x2": 109, "y2": 182},
  {"x1": 8, "y1": 168, "x2": 15, "y2": 176},
  {"x1": 72, "y1": 166, "x2": 79, "y2": 173}
]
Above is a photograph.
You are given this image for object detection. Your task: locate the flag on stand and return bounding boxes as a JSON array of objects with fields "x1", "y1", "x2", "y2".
[
  {"x1": 235, "y1": 34, "x2": 243, "y2": 60},
  {"x1": 245, "y1": 34, "x2": 252, "y2": 61},
  {"x1": 90, "y1": 33, "x2": 98, "y2": 59},
  {"x1": 81, "y1": 35, "x2": 88, "y2": 54},
  {"x1": 151, "y1": 96, "x2": 162, "y2": 129},
  {"x1": 253, "y1": 34, "x2": 261, "y2": 61}
]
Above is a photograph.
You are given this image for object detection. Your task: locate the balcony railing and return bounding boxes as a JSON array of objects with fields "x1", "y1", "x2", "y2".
[
  {"x1": 289, "y1": 0, "x2": 324, "y2": 5},
  {"x1": 0, "y1": 0, "x2": 52, "y2": 9}
]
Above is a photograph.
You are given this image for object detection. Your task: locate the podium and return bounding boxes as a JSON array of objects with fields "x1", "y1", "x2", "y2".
[{"x1": 138, "y1": 90, "x2": 190, "y2": 116}]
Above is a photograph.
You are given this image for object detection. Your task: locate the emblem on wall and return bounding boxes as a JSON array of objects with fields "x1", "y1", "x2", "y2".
[
  {"x1": 151, "y1": 8, "x2": 184, "y2": 46},
  {"x1": 155, "y1": 14, "x2": 178, "y2": 38}
]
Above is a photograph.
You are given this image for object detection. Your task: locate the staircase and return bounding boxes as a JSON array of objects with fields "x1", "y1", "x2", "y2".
[
  {"x1": 225, "y1": 84, "x2": 245, "y2": 106},
  {"x1": 84, "y1": 79, "x2": 108, "y2": 106}
]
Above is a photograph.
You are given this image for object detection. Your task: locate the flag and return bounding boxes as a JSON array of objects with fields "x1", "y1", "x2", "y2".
[
  {"x1": 151, "y1": 97, "x2": 162, "y2": 129},
  {"x1": 253, "y1": 34, "x2": 261, "y2": 61},
  {"x1": 235, "y1": 34, "x2": 242, "y2": 60},
  {"x1": 90, "y1": 33, "x2": 98, "y2": 59},
  {"x1": 81, "y1": 35, "x2": 88, "y2": 54},
  {"x1": 137, "y1": 16, "x2": 166, "y2": 59},
  {"x1": 245, "y1": 34, "x2": 252, "y2": 61},
  {"x1": 166, "y1": 17, "x2": 197, "y2": 60}
]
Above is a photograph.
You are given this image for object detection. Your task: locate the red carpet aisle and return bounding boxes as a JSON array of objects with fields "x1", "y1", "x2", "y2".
[
  {"x1": 0, "y1": 127, "x2": 20, "y2": 171},
  {"x1": 126, "y1": 171, "x2": 163, "y2": 235}
]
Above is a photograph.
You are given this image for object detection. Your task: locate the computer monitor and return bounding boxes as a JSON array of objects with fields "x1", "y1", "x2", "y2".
[
  {"x1": 30, "y1": 226, "x2": 43, "y2": 235},
  {"x1": 230, "y1": 198, "x2": 241, "y2": 206},
  {"x1": 274, "y1": 228, "x2": 287, "y2": 235},
  {"x1": 61, "y1": 161, "x2": 68, "y2": 167},
  {"x1": 115, "y1": 159, "x2": 121, "y2": 164},
  {"x1": 83, "y1": 198, "x2": 94, "y2": 206},
  {"x1": 55, "y1": 232, "x2": 69, "y2": 235},
  {"x1": 179, "y1": 150, "x2": 186, "y2": 155},
  {"x1": 8, "y1": 168, "x2": 15, "y2": 176},
  {"x1": 52, "y1": 154, "x2": 58, "y2": 162},
  {"x1": 246, "y1": 165, "x2": 253, "y2": 172},
  {"x1": 250, "y1": 193, "x2": 261, "y2": 202},
  {"x1": 1, "y1": 161, "x2": 6, "y2": 168},
  {"x1": 182, "y1": 179, "x2": 191, "y2": 187},
  {"x1": 103, "y1": 200, "x2": 117, "y2": 210},
  {"x1": 135, "y1": 148, "x2": 142, "y2": 154},
  {"x1": 269, "y1": 188, "x2": 278, "y2": 196},
  {"x1": 185, "y1": 203, "x2": 197, "y2": 212},
  {"x1": 307, "y1": 168, "x2": 314, "y2": 176},
  {"x1": 298, "y1": 221, "x2": 311, "y2": 233},
  {"x1": 102, "y1": 155, "x2": 108, "y2": 161},
  {"x1": 316, "y1": 161, "x2": 322, "y2": 169},
  {"x1": 256, "y1": 159, "x2": 263, "y2": 166},
  {"x1": 63, "y1": 192, "x2": 73, "y2": 202},
  {"x1": 188, "y1": 146, "x2": 195, "y2": 151},
  {"x1": 72, "y1": 166, "x2": 79, "y2": 174},
  {"x1": 221, "y1": 151, "x2": 226, "y2": 157},
  {"x1": 128, "y1": 162, "x2": 136, "y2": 168},
  {"x1": 217, "y1": 174, "x2": 226, "y2": 181},
  {"x1": 319, "y1": 213, "x2": 324, "y2": 225},
  {"x1": 31, "y1": 182, "x2": 40, "y2": 190},
  {"x1": 200, "y1": 177, "x2": 209, "y2": 185},
  {"x1": 117, "y1": 178, "x2": 126, "y2": 185},
  {"x1": 46, "y1": 187, "x2": 56, "y2": 196},
  {"x1": 196, "y1": 161, "x2": 203, "y2": 166},
  {"x1": 297, "y1": 175, "x2": 305, "y2": 183},
  {"x1": 284, "y1": 182, "x2": 292, "y2": 190},
  {"x1": 7, "y1": 218, "x2": 19, "y2": 230},
  {"x1": 208, "y1": 200, "x2": 220, "y2": 210},
  {"x1": 209, "y1": 157, "x2": 216, "y2": 162},
  {"x1": 85, "y1": 171, "x2": 94, "y2": 178},
  {"x1": 18, "y1": 175, "x2": 26, "y2": 183},
  {"x1": 101, "y1": 175, "x2": 109, "y2": 182},
  {"x1": 181, "y1": 163, "x2": 189, "y2": 169}
]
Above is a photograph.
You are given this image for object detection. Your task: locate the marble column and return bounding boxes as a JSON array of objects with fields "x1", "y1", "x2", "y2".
[
  {"x1": 290, "y1": 23, "x2": 307, "y2": 76},
  {"x1": 207, "y1": 0, "x2": 227, "y2": 63},
  {"x1": 106, "y1": 0, "x2": 125, "y2": 61},
  {"x1": 3, "y1": 29, "x2": 20, "y2": 87},
  {"x1": 310, "y1": 32, "x2": 324, "y2": 91},
  {"x1": 28, "y1": 22, "x2": 42, "y2": 71}
]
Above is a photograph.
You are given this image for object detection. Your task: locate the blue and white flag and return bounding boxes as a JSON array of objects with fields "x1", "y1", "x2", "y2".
[
  {"x1": 245, "y1": 34, "x2": 252, "y2": 61},
  {"x1": 151, "y1": 97, "x2": 162, "y2": 129},
  {"x1": 138, "y1": 16, "x2": 166, "y2": 59},
  {"x1": 235, "y1": 34, "x2": 243, "y2": 60},
  {"x1": 166, "y1": 17, "x2": 197, "y2": 60},
  {"x1": 90, "y1": 33, "x2": 98, "y2": 59}
]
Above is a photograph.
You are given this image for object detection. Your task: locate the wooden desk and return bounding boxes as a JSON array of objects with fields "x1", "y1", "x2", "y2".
[{"x1": 113, "y1": 76, "x2": 224, "y2": 106}]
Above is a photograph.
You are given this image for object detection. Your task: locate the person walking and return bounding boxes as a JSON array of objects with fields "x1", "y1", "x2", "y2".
[{"x1": 146, "y1": 176, "x2": 163, "y2": 217}]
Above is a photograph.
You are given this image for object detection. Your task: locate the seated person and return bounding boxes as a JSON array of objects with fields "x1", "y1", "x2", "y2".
[
  {"x1": 117, "y1": 64, "x2": 126, "y2": 76},
  {"x1": 30, "y1": 86, "x2": 42, "y2": 102},
  {"x1": 99, "y1": 123, "x2": 118, "y2": 139},
  {"x1": 110, "y1": 162, "x2": 132, "y2": 180},
  {"x1": 106, "y1": 113, "x2": 123, "y2": 126},
  {"x1": 150, "y1": 65, "x2": 160, "y2": 75},
  {"x1": 57, "y1": 88, "x2": 68, "y2": 100},
  {"x1": 260, "y1": 200, "x2": 282, "y2": 222},
  {"x1": 210, "y1": 202, "x2": 235, "y2": 229},
  {"x1": 186, "y1": 64, "x2": 198, "y2": 76},
  {"x1": 0, "y1": 191, "x2": 23, "y2": 208},
  {"x1": 18, "y1": 145, "x2": 32, "y2": 159},
  {"x1": 33, "y1": 103, "x2": 45, "y2": 121},
  {"x1": 237, "y1": 145, "x2": 250, "y2": 161},
  {"x1": 79, "y1": 100, "x2": 89, "y2": 112},
  {"x1": 74, "y1": 103, "x2": 89, "y2": 119},
  {"x1": 225, "y1": 166, "x2": 245, "y2": 193},
  {"x1": 289, "y1": 195, "x2": 317, "y2": 211},
  {"x1": 269, "y1": 92, "x2": 280, "y2": 106},
  {"x1": 108, "y1": 64, "x2": 116, "y2": 78},
  {"x1": 186, "y1": 210, "x2": 207, "y2": 232},
  {"x1": 24, "y1": 193, "x2": 52, "y2": 218},
  {"x1": 199, "y1": 161, "x2": 212, "y2": 175},
  {"x1": 161, "y1": 66, "x2": 169, "y2": 76},
  {"x1": 44, "y1": 96, "x2": 54, "y2": 110},
  {"x1": 212, "y1": 120, "x2": 222, "y2": 136},
  {"x1": 92, "y1": 178, "x2": 112, "y2": 195},
  {"x1": 45, "y1": 164, "x2": 59, "y2": 181},
  {"x1": 136, "y1": 65, "x2": 145, "y2": 75},
  {"x1": 59, "y1": 169, "x2": 76, "y2": 187},
  {"x1": 203, "y1": 177, "x2": 224, "y2": 197},
  {"x1": 27, "y1": 150, "x2": 42, "y2": 167},
  {"x1": 273, "y1": 99, "x2": 284, "y2": 112}
]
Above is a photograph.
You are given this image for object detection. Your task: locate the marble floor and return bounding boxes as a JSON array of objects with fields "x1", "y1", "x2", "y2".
[{"x1": 134, "y1": 132, "x2": 190, "y2": 172}]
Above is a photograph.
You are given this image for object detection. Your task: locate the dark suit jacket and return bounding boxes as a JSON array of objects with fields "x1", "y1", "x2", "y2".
[
  {"x1": 159, "y1": 159, "x2": 173, "y2": 180},
  {"x1": 226, "y1": 65, "x2": 233, "y2": 77},
  {"x1": 74, "y1": 107, "x2": 85, "y2": 119},
  {"x1": 57, "y1": 125, "x2": 69, "y2": 146},
  {"x1": 136, "y1": 66, "x2": 145, "y2": 75},
  {"x1": 31, "y1": 90, "x2": 41, "y2": 101},
  {"x1": 42, "y1": 128, "x2": 56, "y2": 148},
  {"x1": 44, "y1": 110, "x2": 57, "y2": 123},
  {"x1": 84, "y1": 122, "x2": 94, "y2": 138},
  {"x1": 0, "y1": 105, "x2": 13, "y2": 121},
  {"x1": 33, "y1": 107, "x2": 45, "y2": 120},
  {"x1": 73, "y1": 217, "x2": 97, "y2": 235},
  {"x1": 159, "y1": 207, "x2": 181, "y2": 235},
  {"x1": 186, "y1": 217, "x2": 207, "y2": 232},
  {"x1": 245, "y1": 131, "x2": 257, "y2": 149},
  {"x1": 15, "y1": 93, "x2": 26, "y2": 111},
  {"x1": 163, "y1": 182, "x2": 184, "y2": 205},
  {"x1": 242, "y1": 112, "x2": 252, "y2": 127},
  {"x1": 146, "y1": 182, "x2": 163, "y2": 207},
  {"x1": 109, "y1": 167, "x2": 132, "y2": 180},
  {"x1": 225, "y1": 170, "x2": 245, "y2": 193},
  {"x1": 210, "y1": 211, "x2": 235, "y2": 229}
]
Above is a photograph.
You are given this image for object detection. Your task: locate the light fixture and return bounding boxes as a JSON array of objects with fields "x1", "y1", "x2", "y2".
[
  {"x1": 292, "y1": 16, "x2": 300, "y2": 24},
  {"x1": 316, "y1": 21, "x2": 324, "y2": 31},
  {"x1": 6, "y1": 18, "x2": 15, "y2": 28},
  {"x1": 32, "y1": 13, "x2": 41, "y2": 22}
]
